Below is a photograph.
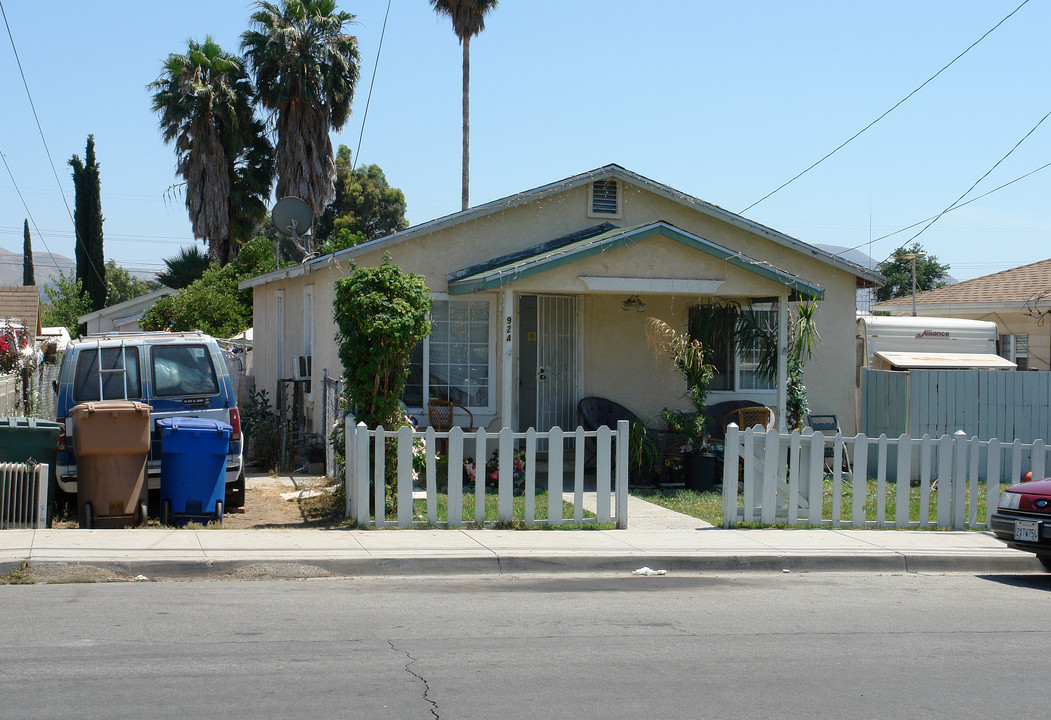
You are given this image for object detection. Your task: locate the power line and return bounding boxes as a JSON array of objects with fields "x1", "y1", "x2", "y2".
[
  {"x1": 0, "y1": 0, "x2": 104, "y2": 283},
  {"x1": 352, "y1": 0, "x2": 393, "y2": 170},
  {"x1": 890, "y1": 107, "x2": 1051, "y2": 254},
  {"x1": 741, "y1": 0, "x2": 1032, "y2": 214},
  {"x1": 835, "y1": 158, "x2": 1051, "y2": 259}
]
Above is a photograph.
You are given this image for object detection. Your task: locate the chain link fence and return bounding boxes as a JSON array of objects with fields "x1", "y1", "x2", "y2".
[{"x1": 321, "y1": 371, "x2": 345, "y2": 479}]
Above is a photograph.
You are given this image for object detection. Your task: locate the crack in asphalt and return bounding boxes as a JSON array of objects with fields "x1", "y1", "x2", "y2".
[{"x1": 389, "y1": 640, "x2": 439, "y2": 718}]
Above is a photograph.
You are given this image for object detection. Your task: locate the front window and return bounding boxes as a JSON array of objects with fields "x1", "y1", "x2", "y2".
[
  {"x1": 689, "y1": 301, "x2": 777, "y2": 392},
  {"x1": 73, "y1": 347, "x2": 142, "y2": 402},
  {"x1": 405, "y1": 298, "x2": 492, "y2": 409},
  {"x1": 151, "y1": 345, "x2": 219, "y2": 397}
]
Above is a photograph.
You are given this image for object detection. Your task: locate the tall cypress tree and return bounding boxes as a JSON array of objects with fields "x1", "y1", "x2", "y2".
[
  {"x1": 69, "y1": 135, "x2": 106, "y2": 311},
  {"x1": 22, "y1": 219, "x2": 34, "y2": 286}
]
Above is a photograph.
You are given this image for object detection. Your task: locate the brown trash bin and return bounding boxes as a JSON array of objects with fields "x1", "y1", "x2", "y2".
[{"x1": 71, "y1": 400, "x2": 152, "y2": 528}]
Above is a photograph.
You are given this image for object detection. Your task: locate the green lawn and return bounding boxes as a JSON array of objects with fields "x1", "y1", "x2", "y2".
[
  {"x1": 636, "y1": 478, "x2": 993, "y2": 528},
  {"x1": 403, "y1": 492, "x2": 614, "y2": 529}
]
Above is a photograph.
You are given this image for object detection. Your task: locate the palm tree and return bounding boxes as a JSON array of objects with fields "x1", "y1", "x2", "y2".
[
  {"x1": 429, "y1": 0, "x2": 498, "y2": 211},
  {"x1": 241, "y1": 0, "x2": 360, "y2": 217},
  {"x1": 157, "y1": 245, "x2": 212, "y2": 289},
  {"x1": 149, "y1": 36, "x2": 273, "y2": 264}
]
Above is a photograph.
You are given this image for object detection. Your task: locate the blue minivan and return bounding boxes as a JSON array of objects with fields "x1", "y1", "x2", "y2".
[{"x1": 53, "y1": 331, "x2": 244, "y2": 511}]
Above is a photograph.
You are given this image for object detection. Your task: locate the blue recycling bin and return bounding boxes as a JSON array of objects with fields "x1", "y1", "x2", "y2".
[{"x1": 157, "y1": 417, "x2": 231, "y2": 526}]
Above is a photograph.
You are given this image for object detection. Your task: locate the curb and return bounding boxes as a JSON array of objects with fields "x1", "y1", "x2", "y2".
[{"x1": 8, "y1": 552, "x2": 1044, "y2": 580}]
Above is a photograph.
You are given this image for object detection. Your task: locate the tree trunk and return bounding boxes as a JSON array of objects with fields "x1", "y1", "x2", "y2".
[{"x1": 461, "y1": 36, "x2": 470, "y2": 212}]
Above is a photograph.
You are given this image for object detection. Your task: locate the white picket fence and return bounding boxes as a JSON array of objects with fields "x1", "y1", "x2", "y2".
[
  {"x1": 344, "y1": 420, "x2": 630, "y2": 528},
  {"x1": 0, "y1": 373, "x2": 17, "y2": 416},
  {"x1": 721, "y1": 424, "x2": 1049, "y2": 530}
]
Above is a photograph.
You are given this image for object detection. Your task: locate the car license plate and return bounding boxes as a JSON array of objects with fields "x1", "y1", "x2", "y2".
[{"x1": 1014, "y1": 520, "x2": 1040, "y2": 542}]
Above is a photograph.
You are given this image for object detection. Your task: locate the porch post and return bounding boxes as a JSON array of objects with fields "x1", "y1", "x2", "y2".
[
  {"x1": 501, "y1": 289, "x2": 514, "y2": 431},
  {"x1": 778, "y1": 295, "x2": 788, "y2": 430}
]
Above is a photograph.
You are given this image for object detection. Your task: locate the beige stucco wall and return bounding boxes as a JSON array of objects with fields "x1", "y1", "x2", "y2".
[{"x1": 248, "y1": 177, "x2": 865, "y2": 435}]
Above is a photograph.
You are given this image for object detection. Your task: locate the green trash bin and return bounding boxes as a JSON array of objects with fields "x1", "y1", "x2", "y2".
[{"x1": 0, "y1": 417, "x2": 61, "y2": 526}]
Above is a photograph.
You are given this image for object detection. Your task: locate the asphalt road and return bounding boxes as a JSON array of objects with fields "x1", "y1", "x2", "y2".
[{"x1": 2, "y1": 571, "x2": 1049, "y2": 719}]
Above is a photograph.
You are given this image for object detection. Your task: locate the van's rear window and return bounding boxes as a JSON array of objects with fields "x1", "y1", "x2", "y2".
[
  {"x1": 74, "y1": 348, "x2": 143, "y2": 402},
  {"x1": 152, "y1": 345, "x2": 219, "y2": 397}
]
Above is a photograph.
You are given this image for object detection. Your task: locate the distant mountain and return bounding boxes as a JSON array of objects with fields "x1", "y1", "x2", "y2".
[{"x1": 0, "y1": 246, "x2": 76, "y2": 299}]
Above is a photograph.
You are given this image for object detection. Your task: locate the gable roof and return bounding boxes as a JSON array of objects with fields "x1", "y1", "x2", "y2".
[
  {"x1": 78, "y1": 286, "x2": 176, "y2": 328},
  {"x1": 447, "y1": 221, "x2": 825, "y2": 299},
  {"x1": 875, "y1": 258, "x2": 1051, "y2": 310},
  {"x1": 0, "y1": 285, "x2": 41, "y2": 335},
  {"x1": 240, "y1": 164, "x2": 882, "y2": 290}
]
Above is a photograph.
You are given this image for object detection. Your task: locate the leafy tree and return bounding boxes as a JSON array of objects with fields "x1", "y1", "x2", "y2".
[
  {"x1": 334, "y1": 253, "x2": 431, "y2": 514},
  {"x1": 429, "y1": 0, "x2": 499, "y2": 210},
  {"x1": 139, "y1": 235, "x2": 280, "y2": 337},
  {"x1": 333, "y1": 252, "x2": 432, "y2": 430},
  {"x1": 139, "y1": 263, "x2": 250, "y2": 338},
  {"x1": 314, "y1": 146, "x2": 408, "y2": 247},
  {"x1": 875, "y1": 242, "x2": 950, "y2": 302},
  {"x1": 150, "y1": 37, "x2": 274, "y2": 264},
  {"x1": 42, "y1": 271, "x2": 92, "y2": 339},
  {"x1": 69, "y1": 135, "x2": 106, "y2": 311},
  {"x1": 241, "y1": 0, "x2": 360, "y2": 216},
  {"x1": 22, "y1": 219, "x2": 34, "y2": 286},
  {"x1": 105, "y1": 260, "x2": 160, "y2": 306},
  {"x1": 157, "y1": 245, "x2": 212, "y2": 289}
]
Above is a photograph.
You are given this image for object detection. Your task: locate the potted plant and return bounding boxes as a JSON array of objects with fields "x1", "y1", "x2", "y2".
[{"x1": 647, "y1": 319, "x2": 717, "y2": 491}]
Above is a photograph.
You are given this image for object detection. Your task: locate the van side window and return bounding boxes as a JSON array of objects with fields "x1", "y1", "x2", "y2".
[
  {"x1": 152, "y1": 345, "x2": 219, "y2": 396},
  {"x1": 73, "y1": 348, "x2": 142, "y2": 402}
]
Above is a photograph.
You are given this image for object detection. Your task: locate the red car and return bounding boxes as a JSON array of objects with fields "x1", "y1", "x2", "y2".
[{"x1": 990, "y1": 477, "x2": 1051, "y2": 571}]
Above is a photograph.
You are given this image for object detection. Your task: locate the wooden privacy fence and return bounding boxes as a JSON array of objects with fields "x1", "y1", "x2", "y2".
[
  {"x1": 345, "y1": 420, "x2": 630, "y2": 528},
  {"x1": 861, "y1": 367, "x2": 1051, "y2": 442},
  {"x1": 721, "y1": 424, "x2": 1050, "y2": 530}
]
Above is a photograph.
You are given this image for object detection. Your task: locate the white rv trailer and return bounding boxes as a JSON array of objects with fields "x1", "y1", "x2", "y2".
[{"x1": 856, "y1": 315, "x2": 1015, "y2": 384}]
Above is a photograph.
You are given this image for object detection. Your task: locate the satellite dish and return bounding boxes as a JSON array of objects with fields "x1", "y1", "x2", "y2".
[{"x1": 271, "y1": 197, "x2": 314, "y2": 261}]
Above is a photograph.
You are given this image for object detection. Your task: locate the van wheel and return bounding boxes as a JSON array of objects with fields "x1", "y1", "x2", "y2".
[
  {"x1": 161, "y1": 500, "x2": 171, "y2": 527},
  {"x1": 225, "y1": 470, "x2": 246, "y2": 509}
]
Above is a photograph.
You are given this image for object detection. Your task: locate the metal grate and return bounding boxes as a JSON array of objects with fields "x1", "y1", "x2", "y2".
[
  {"x1": 591, "y1": 180, "x2": 618, "y2": 215},
  {"x1": 0, "y1": 462, "x2": 48, "y2": 529}
]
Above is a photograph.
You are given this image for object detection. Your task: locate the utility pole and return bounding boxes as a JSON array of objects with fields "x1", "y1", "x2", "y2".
[{"x1": 902, "y1": 251, "x2": 925, "y2": 317}]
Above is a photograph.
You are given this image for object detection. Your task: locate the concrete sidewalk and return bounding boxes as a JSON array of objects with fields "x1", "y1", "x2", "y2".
[{"x1": 1, "y1": 492, "x2": 1042, "y2": 578}]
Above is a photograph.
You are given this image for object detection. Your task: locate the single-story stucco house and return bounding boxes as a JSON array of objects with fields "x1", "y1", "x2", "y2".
[
  {"x1": 873, "y1": 257, "x2": 1051, "y2": 371},
  {"x1": 239, "y1": 165, "x2": 881, "y2": 438},
  {"x1": 78, "y1": 286, "x2": 176, "y2": 335}
]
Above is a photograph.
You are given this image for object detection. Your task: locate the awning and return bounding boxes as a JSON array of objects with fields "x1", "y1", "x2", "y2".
[{"x1": 874, "y1": 351, "x2": 1017, "y2": 370}]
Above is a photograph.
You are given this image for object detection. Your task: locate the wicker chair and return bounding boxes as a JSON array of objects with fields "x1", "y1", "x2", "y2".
[
  {"x1": 427, "y1": 400, "x2": 474, "y2": 432},
  {"x1": 723, "y1": 405, "x2": 774, "y2": 434}
]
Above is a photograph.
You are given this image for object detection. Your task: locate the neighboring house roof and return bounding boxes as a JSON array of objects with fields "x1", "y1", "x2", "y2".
[
  {"x1": 447, "y1": 221, "x2": 825, "y2": 299},
  {"x1": 0, "y1": 285, "x2": 41, "y2": 335},
  {"x1": 240, "y1": 164, "x2": 882, "y2": 290},
  {"x1": 78, "y1": 286, "x2": 176, "y2": 329},
  {"x1": 874, "y1": 258, "x2": 1051, "y2": 311}
]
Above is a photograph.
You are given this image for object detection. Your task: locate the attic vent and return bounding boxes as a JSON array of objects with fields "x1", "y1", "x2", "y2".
[{"x1": 590, "y1": 180, "x2": 619, "y2": 215}]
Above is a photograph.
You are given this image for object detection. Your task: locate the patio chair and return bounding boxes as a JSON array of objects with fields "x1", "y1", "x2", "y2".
[
  {"x1": 428, "y1": 400, "x2": 474, "y2": 454},
  {"x1": 577, "y1": 396, "x2": 644, "y2": 468},
  {"x1": 806, "y1": 413, "x2": 852, "y2": 475},
  {"x1": 723, "y1": 405, "x2": 775, "y2": 434},
  {"x1": 427, "y1": 399, "x2": 474, "y2": 432}
]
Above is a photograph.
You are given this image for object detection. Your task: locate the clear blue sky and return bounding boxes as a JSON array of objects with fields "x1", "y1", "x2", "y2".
[{"x1": 1, "y1": 0, "x2": 1048, "y2": 281}]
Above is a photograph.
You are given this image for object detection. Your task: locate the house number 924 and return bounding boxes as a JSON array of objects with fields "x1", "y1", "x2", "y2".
[{"x1": 505, "y1": 316, "x2": 512, "y2": 343}]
